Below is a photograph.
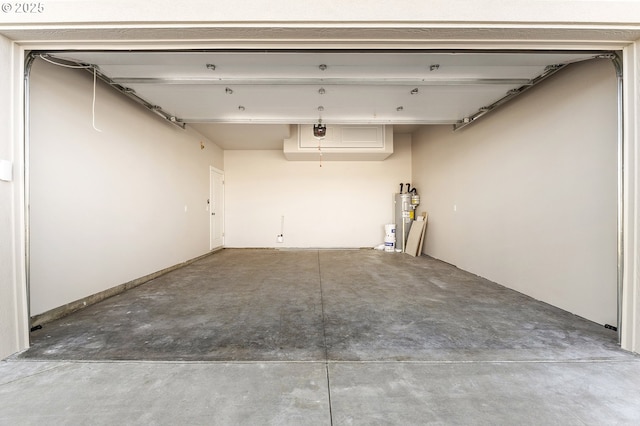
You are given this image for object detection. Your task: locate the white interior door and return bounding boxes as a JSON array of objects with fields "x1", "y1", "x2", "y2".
[{"x1": 209, "y1": 167, "x2": 224, "y2": 249}]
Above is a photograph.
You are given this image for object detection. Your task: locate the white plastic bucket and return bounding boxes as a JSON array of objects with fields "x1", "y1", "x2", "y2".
[
  {"x1": 384, "y1": 223, "x2": 396, "y2": 237},
  {"x1": 384, "y1": 235, "x2": 395, "y2": 252}
]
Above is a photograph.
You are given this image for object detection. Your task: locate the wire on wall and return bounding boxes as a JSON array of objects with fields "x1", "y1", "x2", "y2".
[
  {"x1": 38, "y1": 54, "x2": 102, "y2": 132},
  {"x1": 38, "y1": 54, "x2": 92, "y2": 70},
  {"x1": 34, "y1": 53, "x2": 185, "y2": 130}
]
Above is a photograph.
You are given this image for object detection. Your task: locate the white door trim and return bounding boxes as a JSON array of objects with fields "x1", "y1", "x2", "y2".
[{"x1": 209, "y1": 166, "x2": 225, "y2": 250}]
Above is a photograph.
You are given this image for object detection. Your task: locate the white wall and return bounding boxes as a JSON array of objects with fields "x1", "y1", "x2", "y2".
[
  {"x1": 412, "y1": 59, "x2": 618, "y2": 325},
  {"x1": 621, "y1": 41, "x2": 640, "y2": 353},
  {"x1": 0, "y1": 35, "x2": 28, "y2": 358},
  {"x1": 2, "y1": 0, "x2": 640, "y2": 25},
  {"x1": 224, "y1": 133, "x2": 411, "y2": 248},
  {"x1": 29, "y1": 58, "x2": 223, "y2": 316},
  {"x1": 0, "y1": 34, "x2": 15, "y2": 358}
]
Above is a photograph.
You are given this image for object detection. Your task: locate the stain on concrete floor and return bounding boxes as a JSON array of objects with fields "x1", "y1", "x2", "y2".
[{"x1": 21, "y1": 249, "x2": 629, "y2": 362}]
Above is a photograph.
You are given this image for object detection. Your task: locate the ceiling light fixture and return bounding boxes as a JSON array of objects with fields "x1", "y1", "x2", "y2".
[
  {"x1": 319, "y1": 64, "x2": 327, "y2": 71},
  {"x1": 430, "y1": 64, "x2": 440, "y2": 71},
  {"x1": 410, "y1": 88, "x2": 419, "y2": 95},
  {"x1": 206, "y1": 64, "x2": 216, "y2": 70},
  {"x1": 318, "y1": 87, "x2": 326, "y2": 95},
  {"x1": 396, "y1": 106, "x2": 404, "y2": 111},
  {"x1": 238, "y1": 105, "x2": 245, "y2": 111},
  {"x1": 225, "y1": 87, "x2": 233, "y2": 94}
]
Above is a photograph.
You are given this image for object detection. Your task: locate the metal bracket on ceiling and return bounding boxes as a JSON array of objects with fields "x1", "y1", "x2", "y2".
[
  {"x1": 35, "y1": 53, "x2": 186, "y2": 130},
  {"x1": 605, "y1": 53, "x2": 623, "y2": 79},
  {"x1": 453, "y1": 63, "x2": 567, "y2": 132},
  {"x1": 452, "y1": 52, "x2": 618, "y2": 132}
]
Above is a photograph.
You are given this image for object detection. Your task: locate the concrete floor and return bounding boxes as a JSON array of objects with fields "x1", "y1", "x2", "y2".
[{"x1": 2, "y1": 249, "x2": 640, "y2": 424}]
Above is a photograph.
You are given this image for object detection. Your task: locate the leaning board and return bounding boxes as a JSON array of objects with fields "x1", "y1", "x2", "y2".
[{"x1": 404, "y1": 220, "x2": 425, "y2": 257}]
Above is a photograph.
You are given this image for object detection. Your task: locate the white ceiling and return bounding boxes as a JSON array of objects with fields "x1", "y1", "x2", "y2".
[
  {"x1": 191, "y1": 123, "x2": 291, "y2": 150},
  {"x1": 46, "y1": 50, "x2": 606, "y2": 149}
]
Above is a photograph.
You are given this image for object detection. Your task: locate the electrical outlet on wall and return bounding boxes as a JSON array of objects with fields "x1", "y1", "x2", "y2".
[{"x1": 278, "y1": 215, "x2": 285, "y2": 243}]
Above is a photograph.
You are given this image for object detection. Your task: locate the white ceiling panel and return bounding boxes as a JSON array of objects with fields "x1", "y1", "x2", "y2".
[
  {"x1": 125, "y1": 83, "x2": 515, "y2": 124},
  {"x1": 39, "y1": 50, "x2": 609, "y2": 146},
  {"x1": 57, "y1": 51, "x2": 598, "y2": 79}
]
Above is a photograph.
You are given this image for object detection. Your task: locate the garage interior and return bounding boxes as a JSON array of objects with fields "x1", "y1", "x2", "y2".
[
  {"x1": 26, "y1": 49, "x2": 620, "y2": 329},
  {"x1": 3, "y1": 46, "x2": 640, "y2": 423}
]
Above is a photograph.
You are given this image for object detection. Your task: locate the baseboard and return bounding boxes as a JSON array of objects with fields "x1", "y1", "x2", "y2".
[{"x1": 30, "y1": 248, "x2": 223, "y2": 328}]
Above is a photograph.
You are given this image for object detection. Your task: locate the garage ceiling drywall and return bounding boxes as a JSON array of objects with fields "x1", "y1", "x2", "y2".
[{"x1": 39, "y1": 50, "x2": 607, "y2": 149}]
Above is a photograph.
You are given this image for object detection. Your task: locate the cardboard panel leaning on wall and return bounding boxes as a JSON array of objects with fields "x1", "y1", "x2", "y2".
[
  {"x1": 411, "y1": 59, "x2": 617, "y2": 326},
  {"x1": 224, "y1": 133, "x2": 412, "y2": 248},
  {"x1": 29, "y1": 58, "x2": 223, "y2": 316}
]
